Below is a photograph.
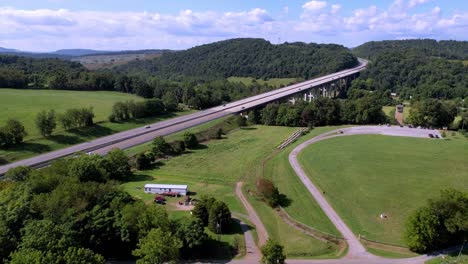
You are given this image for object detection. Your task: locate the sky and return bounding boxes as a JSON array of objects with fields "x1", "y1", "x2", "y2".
[{"x1": 0, "y1": 0, "x2": 466, "y2": 51}]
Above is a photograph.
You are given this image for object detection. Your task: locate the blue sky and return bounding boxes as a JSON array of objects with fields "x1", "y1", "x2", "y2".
[{"x1": 0, "y1": 0, "x2": 466, "y2": 51}]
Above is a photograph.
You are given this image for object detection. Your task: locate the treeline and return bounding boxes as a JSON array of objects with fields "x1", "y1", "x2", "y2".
[
  {"x1": 0, "y1": 149, "x2": 235, "y2": 263},
  {"x1": 115, "y1": 38, "x2": 358, "y2": 80},
  {"x1": 353, "y1": 39, "x2": 468, "y2": 60},
  {"x1": 252, "y1": 92, "x2": 390, "y2": 127}
]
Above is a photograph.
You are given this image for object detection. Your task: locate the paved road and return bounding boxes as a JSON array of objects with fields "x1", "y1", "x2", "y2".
[
  {"x1": 286, "y1": 126, "x2": 442, "y2": 263},
  {"x1": 0, "y1": 59, "x2": 367, "y2": 175}
]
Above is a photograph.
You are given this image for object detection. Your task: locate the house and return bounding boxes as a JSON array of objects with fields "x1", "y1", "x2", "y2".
[{"x1": 144, "y1": 184, "x2": 188, "y2": 196}]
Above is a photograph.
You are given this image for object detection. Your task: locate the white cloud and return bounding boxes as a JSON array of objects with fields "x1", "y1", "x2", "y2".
[
  {"x1": 0, "y1": 0, "x2": 466, "y2": 51},
  {"x1": 302, "y1": 1, "x2": 327, "y2": 12}
]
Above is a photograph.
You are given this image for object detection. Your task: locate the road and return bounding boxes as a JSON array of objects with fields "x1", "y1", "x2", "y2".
[
  {"x1": 0, "y1": 59, "x2": 368, "y2": 175},
  {"x1": 286, "y1": 126, "x2": 443, "y2": 263}
]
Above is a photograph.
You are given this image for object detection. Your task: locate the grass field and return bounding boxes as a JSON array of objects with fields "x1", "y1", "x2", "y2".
[
  {"x1": 297, "y1": 135, "x2": 468, "y2": 246},
  {"x1": 121, "y1": 125, "x2": 341, "y2": 258},
  {"x1": 0, "y1": 89, "x2": 145, "y2": 138},
  {"x1": 263, "y1": 127, "x2": 343, "y2": 236},
  {"x1": 227, "y1": 77, "x2": 301, "y2": 88},
  {"x1": 0, "y1": 89, "x2": 195, "y2": 164}
]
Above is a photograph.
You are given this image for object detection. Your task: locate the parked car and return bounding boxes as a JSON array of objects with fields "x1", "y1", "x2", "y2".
[
  {"x1": 145, "y1": 125, "x2": 151, "y2": 129},
  {"x1": 428, "y1": 134, "x2": 434, "y2": 138}
]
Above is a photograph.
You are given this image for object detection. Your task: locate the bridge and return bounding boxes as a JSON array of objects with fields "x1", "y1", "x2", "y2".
[{"x1": 0, "y1": 58, "x2": 367, "y2": 175}]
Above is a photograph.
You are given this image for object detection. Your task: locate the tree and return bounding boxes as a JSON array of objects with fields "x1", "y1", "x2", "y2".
[
  {"x1": 135, "y1": 153, "x2": 152, "y2": 170},
  {"x1": 208, "y1": 200, "x2": 232, "y2": 234},
  {"x1": 192, "y1": 196, "x2": 216, "y2": 226},
  {"x1": 261, "y1": 239, "x2": 286, "y2": 264},
  {"x1": 408, "y1": 99, "x2": 456, "y2": 128},
  {"x1": 68, "y1": 155, "x2": 108, "y2": 182},
  {"x1": 162, "y1": 92, "x2": 179, "y2": 112},
  {"x1": 62, "y1": 247, "x2": 105, "y2": 264},
  {"x1": 132, "y1": 228, "x2": 182, "y2": 264},
  {"x1": 256, "y1": 178, "x2": 281, "y2": 208},
  {"x1": 35, "y1": 110, "x2": 56, "y2": 137},
  {"x1": 102, "y1": 148, "x2": 132, "y2": 181},
  {"x1": 175, "y1": 217, "x2": 207, "y2": 250},
  {"x1": 404, "y1": 189, "x2": 468, "y2": 253},
  {"x1": 182, "y1": 132, "x2": 198, "y2": 149},
  {"x1": 5, "y1": 166, "x2": 32, "y2": 182},
  {"x1": 151, "y1": 137, "x2": 172, "y2": 157},
  {"x1": 0, "y1": 119, "x2": 27, "y2": 147}
]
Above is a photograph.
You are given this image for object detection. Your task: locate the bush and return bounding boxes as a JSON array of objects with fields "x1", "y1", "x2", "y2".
[
  {"x1": 151, "y1": 137, "x2": 172, "y2": 157},
  {"x1": 135, "y1": 153, "x2": 152, "y2": 170},
  {"x1": 257, "y1": 178, "x2": 281, "y2": 208},
  {"x1": 261, "y1": 239, "x2": 286, "y2": 264},
  {"x1": 5, "y1": 166, "x2": 33, "y2": 181},
  {"x1": 183, "y1": 132, "x2": 198, "y2": 149},
  {"x1": 35, "y1": 110, "x2": 57, "y2": 137}
]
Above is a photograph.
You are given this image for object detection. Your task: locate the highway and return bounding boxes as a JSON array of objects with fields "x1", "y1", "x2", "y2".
[{"x1": 0, "y1": 58, "x2": 367, "y2": 175}]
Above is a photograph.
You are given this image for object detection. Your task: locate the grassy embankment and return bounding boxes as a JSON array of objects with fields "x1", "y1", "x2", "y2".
[
  {"x1": 0, "y1": 89, "x2": 194, "y2": 164},
  {"x1": 122, "y1": 125, "x2": 342, "y2": 258},
  {"x1": 297, "y1": 135, "x2": 468, "y2": 252}
]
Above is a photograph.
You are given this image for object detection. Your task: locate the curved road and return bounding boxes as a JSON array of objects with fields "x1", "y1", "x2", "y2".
[
  {"x1": 288, "y1": 126, "x2": 443, "y2": 263},
  {"x1": 0, "y1": 59, "x2": 367, "y2": 175}
]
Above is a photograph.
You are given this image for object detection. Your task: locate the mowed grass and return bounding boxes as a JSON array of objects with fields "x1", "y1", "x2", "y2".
[
  {"x1": 227, "y1": 77, "x2": 300, "y2": 88},
  {"x1": 0, "y1": 89, "x2": 195, "y2": 164},
  {"x1": 263, "y1": 126, "x2": 343, "y2": 236},
  {"x1": 122, "y1": 125, "x2": 298, "y2": 212},
  {"x1": 297, "y1": 135, "x2": 468, "y2": 246},
  {"x1": 244, "y1": 183, "x2": 342, "y2": 258},
  {"x1": 121, "y1": 125, "x2": 341, "y2": 258},
  {"x1": 0, "y1": 88, "x2": 144, "y2": 138}
]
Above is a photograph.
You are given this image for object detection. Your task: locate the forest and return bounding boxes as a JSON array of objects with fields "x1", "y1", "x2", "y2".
[
  {"x1": 115, "y1": 38, "x2": 358, "y2": 80},
  {"x1": 353, "y1": 39, "x2": 468, "y2": 60},
  {"x1": 351, "y1": 39, "x2": 468, "y2": 100}
]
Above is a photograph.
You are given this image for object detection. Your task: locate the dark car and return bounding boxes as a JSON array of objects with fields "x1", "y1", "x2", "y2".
[{"x1": 428, "y1": 134, "x2": 434, "y2": 138}]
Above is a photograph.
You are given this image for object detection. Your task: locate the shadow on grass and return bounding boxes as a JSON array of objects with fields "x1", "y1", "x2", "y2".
[
  {"x1": 7, "y1": 142, "x2": 51, "y2": 154},
  {"x1": 68, "y1": 124, "x2": 116, "y2": 138},
  {"x1": 240, "y1": 127, "x2": 257, "y2": 130},
  {"x1": 48, "y1": 134, "x2": 82, "y2": 145},
  {"x1": 279, "y1": 193, "x2": 292, "y2": 208},
  {"x1": 0, "y1": 156, "x2": 7, "y2": 165},
  {"x1": 129, "y1": 173, "x2": 153, "y2": 182},
  {"x1": 181, "y1": 239, "x2": 237, "y2": 261}
]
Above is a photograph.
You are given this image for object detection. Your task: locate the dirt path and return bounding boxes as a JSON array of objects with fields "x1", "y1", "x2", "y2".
[{"x1": 235, "y1": 182, "x2": 269, "y2": 247}]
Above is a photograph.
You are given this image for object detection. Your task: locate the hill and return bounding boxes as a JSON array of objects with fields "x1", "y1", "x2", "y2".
[
  {"x1": 115, "y1": 38, "x2": 358, "y2": 80},
  {"x1": 0, "y1": 47, "x2": 18, "y2": 53},
  {"x1": 350, "y1": 40, "x2": 468, "y2": 100},
  {"x1": 353, "y1": 39, "x2": 468, "y2": 60}
]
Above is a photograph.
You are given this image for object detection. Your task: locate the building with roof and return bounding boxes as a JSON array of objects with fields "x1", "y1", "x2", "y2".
[{"x1": 144, "y1": 184, "x2": 188, "y2": 196}]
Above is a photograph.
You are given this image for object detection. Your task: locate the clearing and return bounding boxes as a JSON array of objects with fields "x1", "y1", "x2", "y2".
[
  {"x1": 121, "y1": 125, "x2": 341, "y2": 258},
  {"x1": 297, "y1": 134, "x2": 468, "y2": 246}
]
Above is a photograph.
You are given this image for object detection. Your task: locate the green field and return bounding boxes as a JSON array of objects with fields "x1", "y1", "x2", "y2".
[
  {"x1": 0, "y1": 89, "x2": 194, "y2": 164},
  {"x1": 122, "y1": 125, "x2": 340, "y2": 258},
  {"x1": 263, "y1": 127, "x2": 343, "y2": 236},
  {"x1": 297, "y1": 135, "x2": 468, "y2": 246},
  {"x1": 227, "y1": 77, "x2": 301, "y2": 88},
  {"x1": 0, "y1": 89, "x2": 146, "y2": 138}
]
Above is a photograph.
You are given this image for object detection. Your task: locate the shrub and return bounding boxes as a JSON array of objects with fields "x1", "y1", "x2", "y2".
[{"x1": 182, "y1": 132, "x2": 198, "y2": 149}]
